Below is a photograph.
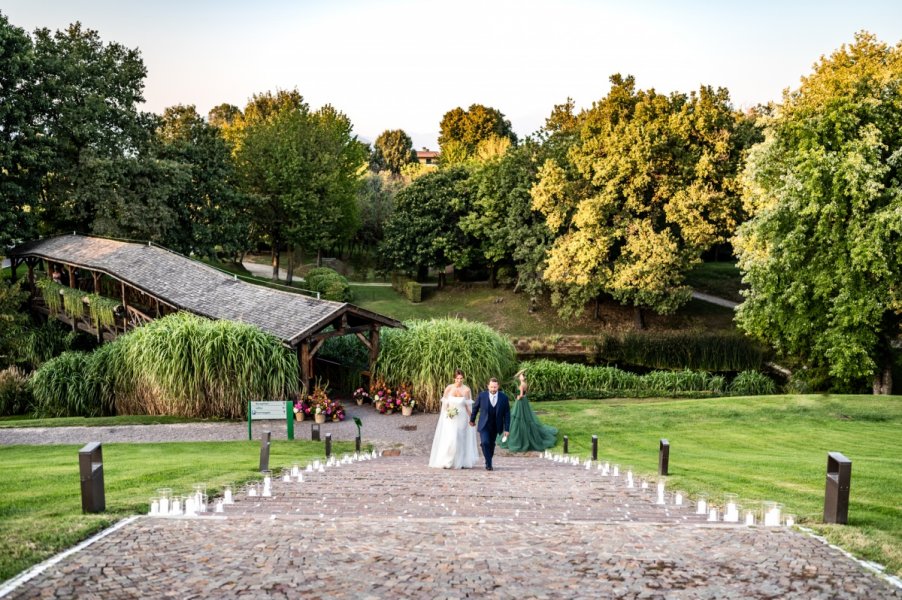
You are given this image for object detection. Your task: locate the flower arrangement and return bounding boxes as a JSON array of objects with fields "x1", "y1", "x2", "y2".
[
  {"x1": 397, "y1": 384, "x2": 415, "y2": 409},
  {"x1": 353, "y1": 387, "x2": 371, "y2": 405},
  {"x1": 293, "y1": 397, "x2": 312, "y2": 420},
  {"x1": 371, "y1": 377, "x2": 395, "y2": 414},
  {"x1": 309, "y1": 382, "x2": 346, "y2": 422}
]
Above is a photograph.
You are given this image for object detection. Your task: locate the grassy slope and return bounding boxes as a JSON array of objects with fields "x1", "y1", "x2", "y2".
[
  {"x1": 0, "y1": 440, "x2": 358, "y2": 581},
  {"x1": 351, "y1": 284, "x2": 737, "y2": 337},
  {"x1": 0, "y1": 415, "x2": 219, "y2": 428},
  {"x1": 534, "y1": 393, "x2": 902, "y2": 576}
]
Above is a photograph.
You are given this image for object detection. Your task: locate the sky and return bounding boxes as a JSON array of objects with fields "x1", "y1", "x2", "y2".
[{"x1": 3, "y1": 0, "x2": 902, "y2": 149}]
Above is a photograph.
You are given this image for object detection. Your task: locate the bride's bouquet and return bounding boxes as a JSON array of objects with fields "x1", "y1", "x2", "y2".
[{"x1": 446, "y1": 406, "x2": 459, "y2": 419}]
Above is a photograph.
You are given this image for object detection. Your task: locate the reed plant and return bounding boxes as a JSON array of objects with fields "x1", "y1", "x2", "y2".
[
  {"x1": 0, "y1": 366, "x2": 32, "y2": 416},
  {"x1": 36, "y1": 279, "x2": 63, "y2": 313},
  {"x1": 19, "y1": 321, "x2": 76, "y2": 368},
  {"x1": 596, "y1": 331, "x2": 765, "y2": 372},
  {"x1": 29, "y1": 312, "x2": 298, "y2": 419},
  {"x1": 60, "y1": 286, "x2": 86, "y2": 319},
  {"x1": 375, "y1": 318, "x2": 517, "y2": 411},
  {"x1": 729, "y1": 370, "x2": 777, "y2": 395}
]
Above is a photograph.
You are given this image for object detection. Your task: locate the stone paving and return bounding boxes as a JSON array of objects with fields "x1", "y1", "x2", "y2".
[{"x1": 7, "y1": 455, "x2": 900, "y2": 599}]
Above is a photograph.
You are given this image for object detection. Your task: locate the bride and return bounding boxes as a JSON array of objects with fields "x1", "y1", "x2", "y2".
[{"x1": 428, "y1": 369, "x2": 478, "y2": 469}]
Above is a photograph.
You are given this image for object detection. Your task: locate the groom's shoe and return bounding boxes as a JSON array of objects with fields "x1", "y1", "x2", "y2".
[{"x1": 485, "y1": 465, "x2": 493, "y2": 471}]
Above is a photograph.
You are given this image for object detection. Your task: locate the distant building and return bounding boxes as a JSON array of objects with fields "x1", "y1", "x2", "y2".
[{"x1": 416, "y1": 148, "x2": 440, "y2": 166}]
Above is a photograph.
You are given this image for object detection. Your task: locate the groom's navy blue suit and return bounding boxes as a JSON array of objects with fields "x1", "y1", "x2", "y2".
[{"x1": 470, "y1": 389, "x2": 511, "y2": 470}]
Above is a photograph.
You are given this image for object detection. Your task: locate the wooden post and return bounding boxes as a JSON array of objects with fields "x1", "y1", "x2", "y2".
[
  {"x1": 92, "y1": 272, "x2": 100, "y2": 293},
  {"x1": 121, "y1": 282, "x2": 128, "y2": 331},
  {"x1": 299, "y1": 344, "x2": 311, "y2": 394},
  {"x1": 368, "y1": 326, "x2": 380, "y2": 377},
  {"x1": 9, "y1": 258, "x2": 18, "y2": 283}
]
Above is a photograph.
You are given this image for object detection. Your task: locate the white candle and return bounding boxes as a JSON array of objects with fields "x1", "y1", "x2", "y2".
[
  {"x1": 764, "y1": 507, "x2": 780, "y2": 527},
  {"x1": 612, "y1": 465, "x2": 620, "y2": 477},
  {"x1": 171, "y1": 498, "x2": 182, "y2": 516},
  {"x1": 627, "y1": 472, "x2": 634, "y2": 488},
  {"x1": 641, "y1": 480, "x2": 649, "y2": 490},
  {"x1": 262, "y1": 483, "x2": 271, "y2": 497},
  {"x1": 249, "y1": 486, "x2": 258, "y2": 497},
  {"x1": 296, "y1": 473, "x2": 304, "y2": 483},
  {"x1": 318, "y1": 465, "x2": 325, "y2": 473},
  {"x1": 291, "y1": 464, "x2": 300, "y2": 477},
  {"x1": 724, "y1": 502, "x2": 740, "y2": 523},
  {"x1": 185, "y1": 497, "x2": 196, "y2": 516},
  {"x1": 656, "y1": 482, "x2": 666, "y2": 505},
  {"x1": 674, "y1": 492, "x2": 683, "y2": 506},
  {"x1": 150, "y1": 499, "x2": 159, "y2": 515},
  {"x1": 160, "y1": 497, "x2": 170, "y2": 514},
  {"x1": 282, "y1": 472, "x2": 291, "y2": 483},
  {"x1": 224, "y1": 488, "x2": 233, "y2": 504},
  {"x1": 745, "y1": 511, "x2": 755, "y2": 526},
  {"x1": 585, "y1": 460, "x2": 592, "y2": 470},
  {"x1": 306, "y1": 465, "x2": 313, "y2": 472},
  {"x1": 785, "y1": 515, "x2": 795, "y2": 526},
  {"x1": 696, "y1": 499, "x2": 707, "y2": 515},
  {"x1": 214, "y1": 500, "x2": 224, "y2": 513},
  {"x1": 708, "y1": 507, "x2": 719, "y2": 522}
]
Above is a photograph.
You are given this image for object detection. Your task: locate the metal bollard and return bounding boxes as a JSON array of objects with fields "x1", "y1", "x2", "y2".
[
  {"x1": 355, "y1": 435, "x2": 361, "y2": 452},
  {"x1": 659, "y1": 439, "x2": 670, "y2": 476},
  {"x1": 591, "y1": 435, "x2": 598, "y2": 461},
  {"x1": 824, "y1": 452, "x2": 852, "y2": 524},
  {"x1": 78, "y1": 442, "x2": 105, "y2": 513},
  {"x1": 325, "y1": 433, "x2": 332, "y2": 458},
  {"x1": 563, "y1": 435, "x2": 569, "y2": 454},
  {"x1": 311, "y1": 423, "x2": 320, "y2": 441},
  {"x1": 259, "y1": 431, "x2": 271, "y2": 472}
]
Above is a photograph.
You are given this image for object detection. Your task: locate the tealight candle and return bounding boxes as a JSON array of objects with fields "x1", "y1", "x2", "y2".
[
  {"x1": 785, "y1": 514, "x2": 796, "y2": 527},
  {"x1": 763, "y1": 502, "x2": 782, "y2": 527},
  {"x1": 585, "y1": 460, "x2": 592, "y2": 470},
  {"x1": 214, "y1": 499, "x2": 224, "y2": 513},
  {"x1": 282, "y1": 469, "x2": 292, "y2": 483},
  {"x1": 674, "y1": 491, "x2": 684, "y2": 506},
  {"x1": 612, "y1": 465, "x2": 620, "y2": 477},
  {"x1": 291, "y1": 463, "x2": 300, "y2": 477},
  {"x1": 723, "y1": 493, "x2": 740, "y2": 523}
]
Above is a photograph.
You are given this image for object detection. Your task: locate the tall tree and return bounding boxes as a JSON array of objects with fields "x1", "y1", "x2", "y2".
[
  {"x1": 438, "y1": 104, "x2": 517, "y2": 159},
  {"x1": 533, "y1": 74, "x2": 755, "y2": 326},
  {"x1": 734, "y1": 32, "x2": 902, "y2": 394},
  {"x1": 371, "y1": 129, "x2": 416, "y2": 174},
  {"x1": 0, "y1": 12, "x2": 44, "y2": 250},
  {"x1": 379, "y1": 167, "x2": 475, "y2": 281}
]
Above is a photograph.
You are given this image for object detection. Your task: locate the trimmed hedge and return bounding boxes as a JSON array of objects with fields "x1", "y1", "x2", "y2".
[{"x1": 305, "y1": 267, "x2": 352, "y2": 302}]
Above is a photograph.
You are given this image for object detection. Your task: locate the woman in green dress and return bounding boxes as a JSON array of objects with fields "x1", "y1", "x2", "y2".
[{"x1": 498, "y1": 370, "x2": 558, "y2": 452}]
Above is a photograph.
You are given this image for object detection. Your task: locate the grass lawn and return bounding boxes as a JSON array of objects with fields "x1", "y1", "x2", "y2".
[
  {"x1": 0, "y1": 415, "x2": 222, "y2": 428},
  {"x1": 535, "y1": 393, "x2": 902, "y2": 576},
  {"x1": 0, "y1": 440, "x2": 359, "y2": 581},
  {"x1": 685, "y1": 261, "x2": 745, "y2": 303},
  {"x1": 351, "y1": 284, "x2": 737, "y2": 337}
]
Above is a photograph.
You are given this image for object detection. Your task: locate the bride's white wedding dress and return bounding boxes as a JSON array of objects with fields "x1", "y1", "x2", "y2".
[{"x1": 428, "y1": 395, "x2": 478, "y2": 469}]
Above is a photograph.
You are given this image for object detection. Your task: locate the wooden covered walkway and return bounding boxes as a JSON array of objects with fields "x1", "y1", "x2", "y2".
[{"x1": 9, "y1": 234, "x2": 402, "y2": 390}]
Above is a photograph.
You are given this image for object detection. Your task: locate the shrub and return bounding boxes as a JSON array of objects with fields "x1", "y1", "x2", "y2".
[
  {"x1": 0, "y1": 366, "x2": 33, "y2": 416},
  {"x1": 306, "y1": 267, "x2": 352, "y2": 302},
  {"x1": 18, "y1": 321, "x2": 76, "y2": 368},
  {"x1": 30, "y1": 351, "x2": 108, "y2": 417},
  {"x1": 319, "y1": 334, "x2": 370, "y2": 369},
  {"x1": 375, "y1": 318, "x2": 517, "y2": 412},
  {"x1": 404, "y1": 280, "x2": 423, "y2": 302},
  {"x1": 729, "y1": 370, "x2": 777, "y2": 396}
]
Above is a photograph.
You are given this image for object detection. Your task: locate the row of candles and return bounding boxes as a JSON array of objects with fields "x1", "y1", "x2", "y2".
[
  {"x1": 543, "y1": 450, "x2": 796, "y2": 527},
  {"x1": 149, "y1": 450, "x2": 382, "y2": 517}
]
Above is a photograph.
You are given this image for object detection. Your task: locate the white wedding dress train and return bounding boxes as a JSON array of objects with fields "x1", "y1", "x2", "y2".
[{"x1": 428, "y1": 396, "x2": 478, "y2": 469}]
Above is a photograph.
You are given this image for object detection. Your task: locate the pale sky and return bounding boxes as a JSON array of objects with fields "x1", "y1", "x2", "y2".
[{"x1": 3, "y1": 0, "x2": 902, "y2": 149}]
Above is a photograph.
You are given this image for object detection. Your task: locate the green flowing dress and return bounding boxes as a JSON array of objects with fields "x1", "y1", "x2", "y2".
[{"x1": 498, "y1": 395, "x2": 558, "y2": 452}]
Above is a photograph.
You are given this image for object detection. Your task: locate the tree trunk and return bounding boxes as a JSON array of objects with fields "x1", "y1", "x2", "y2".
[
  {"x1": 594, "y1": 297, "x2": 600, "y2": 320},
  {"x1": 633, "y1": 306, "x2": 646, "y2": 330},
  {"x1": 872, "y1": 363, "x2": 893, "y2": 395},
  {"x1": 438, "y1": 271, "x2": 446, "y2": 289},
  {"x1": 416, "y1": 264, "x2": 428, "y2": 282},
  {"x1": 285, "y1": 245, "x2": 294, "y2": 285},
  {"x1": 316, "y1": 248, "x2": 323, "y2": 268},
  {"x1": 271, "y1": 247, "x2": 280, "y2": 281},
  {"x1": 489, "y1": 264, "x2": 497, "y2": 289}
]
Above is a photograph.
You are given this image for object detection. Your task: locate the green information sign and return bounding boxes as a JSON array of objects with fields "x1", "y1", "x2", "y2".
[{"x1": 247, "y1": 400, "x2": 294, "y2": 441}]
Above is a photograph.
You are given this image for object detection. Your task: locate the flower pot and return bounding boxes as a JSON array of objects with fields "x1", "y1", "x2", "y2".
[
  {"x1": 295, "y1": 411, "x2": 305, "y2": 422},
  {"x1": 356, "y1": 398, "x2": 364, "y2": 406},
  {"x1": 315, "y1": 414, "x2": 326, "y2": 424},
  {"x1": 401, "y1": 405, "x2": 413, "y2": 416}
]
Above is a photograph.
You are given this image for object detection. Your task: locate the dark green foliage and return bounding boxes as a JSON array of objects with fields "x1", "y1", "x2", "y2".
[
  {"x1": 0, "y1": 279, "x2": 29, "y2": 368},
  {"x1": 305, "y1": 267, "x2": 352, "y2": 302},
  {"x1": 404, "y1": 281, "x2": 423, "y2": 303},
  {"x1": 592, "y1": 331, "x2": 766, "y2": 372},
  {"x1": 319, "y1": 335, "x2": 370, "y2": 369},
  {"x1": 0, "y1": 367, "x2": 32, "y2": 416},
  {"x1": 371, "y1": 129, "x2": 416, "y2": 174},
  {"x1": 29, "y1": 351, "x2": 106, "y2": 417},
  {"x1": 18, "y1": 321, "x2": 76, "y2": 368},
  {"x1": 729, "y1": 371, "x2": 777, "y2": 396},
  {"x1": 521, "y1": 359, "x2": 731, "y2": 401}
]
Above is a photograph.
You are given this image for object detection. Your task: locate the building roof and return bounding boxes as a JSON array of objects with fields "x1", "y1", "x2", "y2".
[
  {"x1": 416, "y1": 150, "x2": 440, "y2": 158},
  {"x1": 10, "y1": 235, "x2": 401, "y2": 346}
]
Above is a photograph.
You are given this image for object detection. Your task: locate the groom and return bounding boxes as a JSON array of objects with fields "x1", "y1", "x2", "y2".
[{"x1": 469, "y1": 377, "x2": 510, "y2": 471}]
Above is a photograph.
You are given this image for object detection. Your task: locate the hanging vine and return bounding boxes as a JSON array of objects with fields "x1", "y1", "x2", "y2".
[
  {"x1": 86, "y1": 294, "x2": 121, "y2": 330},
  {"x1": 36, "y1": 279, "x2": 64, "y2": 314}
]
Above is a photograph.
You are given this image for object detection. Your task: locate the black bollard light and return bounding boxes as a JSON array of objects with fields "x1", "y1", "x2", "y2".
[
  {"x1": 355, "y1": 435, "x2": 361, "y2": 452},
  {"x1": 325, "y1": 433, "x2": 332, "y2": 458},
  {"x1": 78, "y1": 442, "x2": 105, "y2": 513},
  {"x1": 659, "y1": 439, "x2": 670, "y2": 476},
  {"x1": 311, "y1": 423, "x2": 320, "y2": 441},
  {"x1": 591, "y1": 435, "x2": 598, "y2": 461},
  {"x1": 824, "y1": 452, "x2": 852, "y2": 524},
  {"x1": 563, "y1": 435, "x2": 569, "y2": 454},
  {"x1": 259, "y1": 430, "x2": 271, "y2": 472}
]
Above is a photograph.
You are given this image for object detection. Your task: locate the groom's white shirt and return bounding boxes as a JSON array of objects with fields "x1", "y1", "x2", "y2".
[{"x1": 490, "y1": 393, "x2": 497, "y2": 407}]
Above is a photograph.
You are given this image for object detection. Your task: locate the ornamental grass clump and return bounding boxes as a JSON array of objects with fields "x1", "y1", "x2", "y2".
[
  {"x1": 729, "y1": 370, "x2": 777, "y2": 396},
  {"x1": 375, "y1": 318, "x2": 517, "y2": 412},
  {"x1": 30, "y1": 351, "x2": 108, "y2": 417}
]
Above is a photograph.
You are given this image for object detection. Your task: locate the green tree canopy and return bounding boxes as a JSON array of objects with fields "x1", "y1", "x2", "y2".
[
  {"x1": 533, "y1": 74, "x2": 756, "y2": 325},
  {"x1": 734, "y1": 32, "x2": 902, "y2": 394},
  {"x1": 379, "y1": 167, "x2": 475, "y2": 280},
  {"x1": 371, "y1": 129, "x2": 416, "y2": 174},
  {"x1": 438, "y1": 104, "x2": 517, "y2": 161}
]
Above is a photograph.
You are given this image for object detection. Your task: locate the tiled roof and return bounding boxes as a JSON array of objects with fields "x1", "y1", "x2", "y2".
[{"x1": 11, "y1": 235, "x2": 401, "y2": 345}]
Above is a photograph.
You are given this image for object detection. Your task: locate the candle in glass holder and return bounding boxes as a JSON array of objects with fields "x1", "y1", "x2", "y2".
[
  {"x1": 612, "y1": 465, "x2": 620, "y2": 477},
  {"x1": 318, "y1": 464, "x2": 325, "y2": 473},
  {"x1": 296, "y1": 472, "x2": 304, "y2": 483},
  {"x1": 282, "y1": 469, "x2": 291, "y2": 483},
  {"x1": 641, "y1": 479, "x2": 649, "y2": 490},
  {"x1": 585, "y1": 460, "x2": 592, "y2": 470},
  {"x1": 223, "y1": 485, "x2": 234, "y2": 504},
  {"x1": 214, "y1": 499, "x2": 224, "y2": 513},
  {"x1": 291, "y1": 463, "x2": 300, "y2": 477},
  {"x1": 170, "y1": 496, "x2": 182, "y2": 516},
  {"x1": 763, "y1": 502, "x2": 782, "y2": 526},
  {"x1": 306, "y1": 464, "x2": 313, "y2": 473},
  {"x1": 185, "y1": 496, "x2": 196, "y2": 516},
  {"x1": 674, "y1": 491, "x2": 684, "y2": 506},
  {"x1": 745, "y1": 510, "x2": 755, "y2": 526},
  {"x1": 157, "y1": 488, "x2": 172, "y2": 515},
  {"x1": 723, "y1": 494, "x2": 740, "y2": 522},
  {"x1": 262, "y1": 471, "x2": 272, "y2": 496},
  {"x1": 626, "y1": 470, "x2": 634, "y2": 488},
  {"x1": 248, "y1": 483, "x2": 258, "y2": 497},
  {"x1": 696, "y1": 496, "x2": 708, "y2": 515},
  {"x1": 656, "y1": 480, "x2": 666, "y2": 505},
  {"x1": 785, "y1": 514, "x2": 796, "y2": 527},
  {"x1": 149, "y1": 497, "x2": 159, "y2": 515},
  {"x1": 708, "y1": 507, "x2": 719, "y2": 522}
]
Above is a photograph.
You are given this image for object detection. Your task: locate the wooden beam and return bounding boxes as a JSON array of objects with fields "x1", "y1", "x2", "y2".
[
  {"x1": 299, "y1": 344, "x2": 311, "y2": 394},
  {"x1": 309, "y1": 337, "x2": 326, "y2": 359},
  {"x1": 307, "y1": 324, "x2": 375, "y2": 343},
  {"x1": 354, "y1": 331, "x2": 373, "y2": 351},
  {"x1": 92, "y1": 272, "x2": 100, "y2": 293},
  {"x1": 368, "y1": 325, "x2": 381, "y2": 377}
]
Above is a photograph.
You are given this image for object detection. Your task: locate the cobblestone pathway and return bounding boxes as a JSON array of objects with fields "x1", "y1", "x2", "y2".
[{"x1": 8, "y1": 456, "x2": 901, "y2": 599}]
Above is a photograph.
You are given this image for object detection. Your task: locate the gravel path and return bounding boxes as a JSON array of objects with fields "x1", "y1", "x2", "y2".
[{"x1": 0, "y1": 406, "x2": 439, "y2": 454}]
